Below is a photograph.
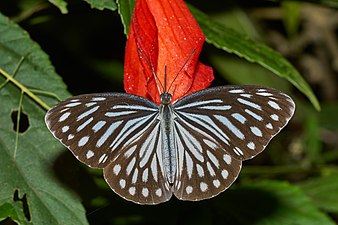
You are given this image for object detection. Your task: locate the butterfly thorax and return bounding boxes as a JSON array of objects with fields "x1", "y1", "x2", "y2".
[{"x1": 159, "y1": 92, "x2": 176, "y2": 184}]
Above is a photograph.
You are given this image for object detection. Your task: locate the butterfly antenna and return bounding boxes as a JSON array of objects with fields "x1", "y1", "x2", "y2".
[
  {"x1": 137, "y1": 48, "x2": 163, "y2": 95},
  {"x1": 167, "y1": 49, "x2": 196, "y2": 93},
  {"x1": 163, "y1": 65, "x2": 167, "y2": 93}
]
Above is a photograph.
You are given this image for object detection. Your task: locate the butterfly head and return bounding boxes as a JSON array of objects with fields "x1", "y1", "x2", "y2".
[{"x1": 160, "y1": 92, "x2": 172, "y2": 105}]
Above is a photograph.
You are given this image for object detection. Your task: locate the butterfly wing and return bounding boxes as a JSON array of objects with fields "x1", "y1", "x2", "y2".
[
  {"x1": 172, "y1": 85, "x2": 295, "y2": 200},
  {"x1": 45, "y1": 93, "x2": 172, "y2": 204}
]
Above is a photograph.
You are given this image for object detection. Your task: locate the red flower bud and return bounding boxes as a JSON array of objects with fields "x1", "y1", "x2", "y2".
[{"x1": 124, "y1": 0, "x2": 214, "y2": 104}]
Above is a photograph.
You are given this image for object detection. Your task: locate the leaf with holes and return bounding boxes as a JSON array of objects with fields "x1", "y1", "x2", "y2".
[{"x1": 0, "y1": 13, "x2": 88, "y2": 224}]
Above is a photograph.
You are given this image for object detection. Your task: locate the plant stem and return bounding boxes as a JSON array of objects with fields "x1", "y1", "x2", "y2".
[{"x1": 0, "y1": 67, "x2": 50, "y2": 110}]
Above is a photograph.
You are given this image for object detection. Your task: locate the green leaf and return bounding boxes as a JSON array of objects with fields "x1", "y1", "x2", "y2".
[
  {"x1": 49, "y1": 0, "x2": 68, "y2": 14},
  {"x1": 317, "y1": 103, "x2": 338, "y2": 130},
  {"x1": 189, "y1": 5, "x2": 320, "y2": 111},
  {"x1": 0, "y1": 203, "x2": 21, "y2": 223},
  {"x1": 300, "y1": 172, "x2": 338, "y2": 213},
  {"x1": 117, "y1": 0, "x2": 136, "y2": 35},
  {"x1": 274, "y1": 0, "x2": 338, "y2": 8},
  {"x1": 281, "y1": 1, "x2": 301, "y2": 38},
  {"x1": 304, "y1": 113, "x2": 322, "y2": 164},
  {"x1": 209, "y1": 54, "x2": 291, "y2": 91},
  {"x1": 0, "y1": 13, "x2": 88, "y2": 224},
  {"x1": 82, "y1": 0, "x2": 117, "y2": 11},
  {"x1": 216, "y1": 181, "x2": 335, "y2": 225}
]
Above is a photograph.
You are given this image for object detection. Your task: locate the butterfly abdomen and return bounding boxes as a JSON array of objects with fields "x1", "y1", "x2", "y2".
[{"x1": 159, "y1": 102, "x2": 176, "y2": 184}]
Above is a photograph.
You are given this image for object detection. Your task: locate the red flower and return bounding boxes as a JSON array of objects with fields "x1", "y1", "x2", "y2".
[{"x1": 124, "y1": 0, "x2": 214, "y2": 104}]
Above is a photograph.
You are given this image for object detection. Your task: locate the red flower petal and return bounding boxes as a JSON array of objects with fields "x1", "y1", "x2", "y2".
[
  {"x1": 124, "y1": 0, "x2": 214, "y2": 104},
  {"x1": 124, "y1": 0, "x2": 157, "y2": 100}
]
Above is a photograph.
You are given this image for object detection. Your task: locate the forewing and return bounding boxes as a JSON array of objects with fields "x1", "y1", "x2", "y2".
[
  {"x1": 173, "y1": 85, "x2": 295, "y2": 161},
  {"x1": 45, "y1": 93, "x2": 159, "y2": 168},
  {"x1": 104, "y1": 122, "x2": 172, "y2": 204}
]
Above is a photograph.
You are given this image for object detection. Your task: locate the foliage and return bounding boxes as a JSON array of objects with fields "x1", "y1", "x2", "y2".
[{"x1": 0, "y1": 0, "x2": 338, "y2": 224}]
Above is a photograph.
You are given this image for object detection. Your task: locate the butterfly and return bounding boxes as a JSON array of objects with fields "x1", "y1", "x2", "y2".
[{"x1": 45, "y1": 84, "x2": 295, "y2": 204}]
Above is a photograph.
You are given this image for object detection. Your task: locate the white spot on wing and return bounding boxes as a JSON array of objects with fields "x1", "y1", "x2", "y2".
[
  {"x1": 240, "y1": 94, "x2": 252, "y2": 98},
  {"x1": 124, "y1": 146, "x2": 137, "y2": 158},
  {"x1": 186, "y1": 186, "x2": 193, "y2": 194},
  {"x1": 266, "y1": 123, "x2": 273, "y2": 129},
  {"x1": 126, "y1": 157, "x2": 136, "y2": 175},
  {"x1": 229, "y1": 89, "x2": 244, "y2": 93},
  {"x1": 250, "y1": 126, "x2": 263, "y2": 137},
  {"x1": 77, "y1": 106, "x2": 100, "y2": 121},
  {"x1": 142, "y1": 168, "x2": 149, "y2": 182},
  {"x1": 77, "y1": 117, "x2": 94, "y2": 132},
  {"x1": 196, "y1": 164, "x2": 204, "y2": 177},
  {"x1": 204, "y1": 139, "x2": 217, "y2": 149},
  {"x1": 207, "y1": 162, "x2": 216, "y2": 176},
  {"x1": 151, "y1": 156, "x2": 158, "y2": 182},
  {"x1": 78, "y1": 136, "x2": 89, "y2": 147},
  {"x1": 247, "y1": 142, "x2": 255, "y2": 150},
  {"x1": 232, "y1": 113, "x2": 247, "y2": 124},
  {"x1": 207, "y1": 151, "x2": 219, "y2": 168},
  {"x1": 223, "y1": 154, "x2": 231, "y2": 164},
  {"x1": 92, "y1": 120, "x2": 106, "y2": 133},
  {"x1": 65, "y1": 102, "x2": 81, "y2": 107},
  {"x1": 113, "y1": 164, "x2": 121, "y2": 175},
  {"x1": 119, "y1": 179, "x2": 126, "y2": 189},
  {"x1": 105, "y1": 111, "x2": 136, "y2": 117},
  {"x1": 233, "y1": 147, "x2": 243, "y2": 156},
  {"x1": 132, "y1": 168, "x2": 138, "y2": 184},
  {"x1": 98, "y1": 153, "x2": 108, "y2": 164},
  {"x1": 92, "y1": 97, "x2": 106, "y2": 101},
  {"x1": 129, "y1": 187, "x2": 136, "y2": 196},
  {"x1": 185, "y1": 152, "x2": 194, "y2": 179},
  {"x1": 213, "y1": 179, "x2": 221, "y2": 188},
  {"x1": 60, "y1": 108, "x2": 69, "y2": 113},
  {"x1": 198, "y1": 105, "x2": 231, "y2": 111},
  {"x1": 256, "y1": 92, "x2": 273, "y2": 97},
  {"x1": 113, "y1": 105, "x2": 157, "y2": 111},
  {"x1": 59, "y1": 112, "x2": 71, "y2": 122},
  {"x1": 237, "y1": 98, "x2": 262, "y2": 110},
  {"x1": 142, "y1": 188, "x2": 149, "y2": 197},
  {"x1": 245, "y1": 109, "x2": 263, "y2": 121},
  {"x1": 62, "y1": 126, "x2": 69, "y2": 133},
  {"x1": 68, "y1": 134, "x2": 74, "y2": 140},
  {"x1": 271, "y1": 114, "x2": 279, "y2": 121},
  {"x1": 155, "y1": 188, "x2": 162, "y2": 197},
  {"x1": 86, "y1": 150, "x2": 94, "y2": 159},
  {"x1": 268, "y1": 100, "x2": 281, "y2": 110},
  {"x1": 222, "y1": 170, "x2": 229, "y2": 179},
  {"x1": 85, "y1": 102, "x2": 96, "y2": 107},
  {"x1": 175, "y1": 99, "x2": 223, "y2": 110},
  {"x1": 200, "y1": 182, "x2": 208, "y2": 192}
]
